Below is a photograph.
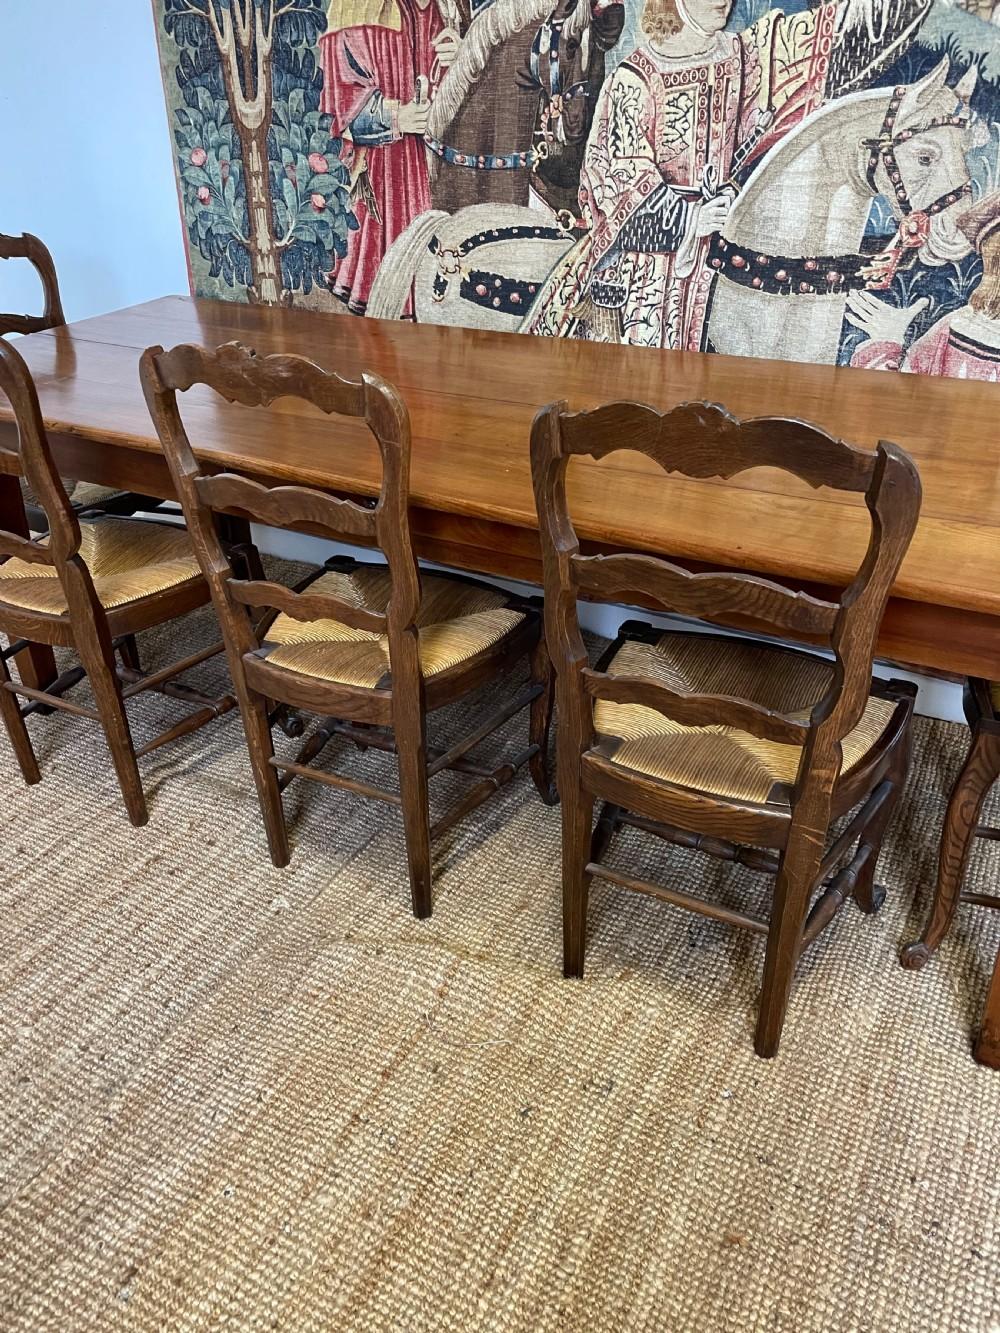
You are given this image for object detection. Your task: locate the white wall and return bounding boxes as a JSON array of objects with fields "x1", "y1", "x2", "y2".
[{"x1": 0, "y1": 0, "x2": 189, "y2": 321}]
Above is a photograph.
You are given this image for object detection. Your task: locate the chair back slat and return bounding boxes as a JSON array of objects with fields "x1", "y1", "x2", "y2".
[
  {"x1": 572, "y1": 553, "x2": 839, "y2": 641},
  {"x1": 0, "y1": 233, "x2": 65, "y2": 336},
  {"x1": 153, "y1": 342, "x2": 366, "y2": 417},
  {"x1": 194, "y1": 474, "x2": 378, "y2": 543},
  {"x1": 582, "y1": 670, "x2": 810, "y2": 746},
  {"x1": 559, "y1": 401, "x2": 876, "y2": 494},
  {"x1": 141, "y1": 340, "x2": 421, "y2": 680},
  {"x1": 0, "y1": 531, "x2": 54, "y2": 567},
  {"x1": 532, "y1": 397, "x2": 921, "y2": 776},
  {"x1": 228, "y1": 578, "x2": 386, "y2": 635}
]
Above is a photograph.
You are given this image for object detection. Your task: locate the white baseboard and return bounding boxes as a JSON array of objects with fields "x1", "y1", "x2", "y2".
[{"x1": 249, "y1": 525, "x2": 966, "y2": 725}]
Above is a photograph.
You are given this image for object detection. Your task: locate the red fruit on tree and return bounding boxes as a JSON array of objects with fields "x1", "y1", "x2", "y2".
[
  {"x1": 197, "y1": 185, "x2": 211, "y2": 205},
  {"x1": 308, "y1": 152, "x2": 329, "y2": 173},
  {"x1": 310, "y1": 193, "x2": 326, "y2": 212},
  {"x1": 190, "y1": 147, "x2": 208, "y2": 167}
]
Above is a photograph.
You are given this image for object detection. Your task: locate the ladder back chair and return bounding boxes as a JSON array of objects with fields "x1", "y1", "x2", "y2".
[
  {"x1": 0, "y1": 232, "x2": 169, "y2": 528},
  {"x1": 902, "y1": 680, "x2": 1000, "y2": 1067},
  {"x1": 0, "y1": 337, "x2": 235, "y2": 826},
  {"x1": 531, "y1": 398, "x2": 922, "y2": 1058},
  {"x1": 140, "y1": 340, "x2": 556, "y2": 918}
]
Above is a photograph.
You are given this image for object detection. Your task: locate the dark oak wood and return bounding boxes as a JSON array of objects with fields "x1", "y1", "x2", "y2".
[
  {"x1": 977, "y1": 948, "x2": 1000, "y2": 1069},
  {"x1": 0, "y1": 232, "x2": 64, "y2": 336},
  {"x1": 0, "y1": 233, "x2": 172, "y2": 690},
  {"x1": 901, "y1": 678, "x2": 1000, "y2": 1069},
  {"x1": 532, "y1": 398, "x2": 922, "y2": 1058},
  {"x1": 141, "y1": 340, "x2": 556, "y2": 917},
  {"x1": 3, "y1": 297, "x2": 1000, "y2": 678},
  {"x1": 0, "y1": 339, "x2": 234, "y2": 824}
]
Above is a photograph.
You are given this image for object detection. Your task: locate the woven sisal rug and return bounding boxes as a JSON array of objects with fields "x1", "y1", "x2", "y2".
[{"x1": 1, "y1": 585, "x2": 998, "y2": 1331}]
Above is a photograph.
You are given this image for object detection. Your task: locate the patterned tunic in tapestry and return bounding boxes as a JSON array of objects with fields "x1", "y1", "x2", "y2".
[{"x1": 523, "y1": 3, "x2": 838, "y2": 350}]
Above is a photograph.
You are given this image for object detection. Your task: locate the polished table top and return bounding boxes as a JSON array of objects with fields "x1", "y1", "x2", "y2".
[{"x1": 2, "y1": 295, "x2": 999, "y2": 673}]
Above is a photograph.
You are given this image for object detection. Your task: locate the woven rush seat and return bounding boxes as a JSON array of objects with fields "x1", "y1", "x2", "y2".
[
  {"x1": 0, "y1": 519, "x2": 201, "y2": 615},
  {"x1": 594, "y1": 632, "x2": 897, "y2": 806},
  {"x1": 263, "y1": 565, "x2": 526, "y2": 688},
  {"x1": 68, "y1": 481, "x2": 136, "y2": 509}
]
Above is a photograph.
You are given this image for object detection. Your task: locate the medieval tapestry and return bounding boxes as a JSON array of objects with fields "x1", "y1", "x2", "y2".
[{"x1": 155, "y1": 0, "x2": 1000, "y2": 378}]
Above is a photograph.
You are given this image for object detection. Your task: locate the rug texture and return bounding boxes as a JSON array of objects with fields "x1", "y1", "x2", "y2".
[{"x1": 1, "y1": 580, "x2": 998, "y2": 1333}]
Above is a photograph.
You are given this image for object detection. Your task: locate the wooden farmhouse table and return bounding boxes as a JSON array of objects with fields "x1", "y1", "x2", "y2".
[{"x1": 2, "y1": 295, "x2": 1000, "y2": 689}]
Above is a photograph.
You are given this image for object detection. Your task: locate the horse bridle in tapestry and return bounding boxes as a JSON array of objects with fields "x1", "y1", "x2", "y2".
[{"x1": 710, "y1": 83, "x2": 972, "y2": 296}]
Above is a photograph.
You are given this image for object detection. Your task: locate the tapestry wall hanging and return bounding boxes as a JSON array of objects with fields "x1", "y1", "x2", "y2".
[{"x1": 155, "y1": 0, "x2": 1000, "y2": 378}]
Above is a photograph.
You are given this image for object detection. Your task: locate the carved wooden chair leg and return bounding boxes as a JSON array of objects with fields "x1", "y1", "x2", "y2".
[
  {"x1": 528, "y1": 632, "x2": 558, "y2": 806},
  {"x1": 562, "y1": 783, "x2": 596, "y2": 978},
  {"x1": 901, "y1": 725, "x2": 1000, "y2": 970},
  {"x1": 974, "y1": 944, "x2": 1000, "y2": 1069},
  {"x1": 394, "y1": 692, "x2": 433, "y2": 920},
  {"x1": 0, "y1": 644, "x2": 40, "y2": 785},
  {"x1": 854, "y1": 714, "x2": 913, "y2": 915},
  {"x1": 241, "y1": 689, "x2": 290, "y2": 868},
  {"x1": 76, "y1": 630, "x2": 147, "y2": 829},
  {"x1": 756, "y1": 833, "x2": 825, "y2": 1058}
]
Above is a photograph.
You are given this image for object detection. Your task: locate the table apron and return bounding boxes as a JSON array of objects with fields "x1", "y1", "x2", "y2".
[{"x1": 2, "y1": 430, "x2": 998, "y2": 681}]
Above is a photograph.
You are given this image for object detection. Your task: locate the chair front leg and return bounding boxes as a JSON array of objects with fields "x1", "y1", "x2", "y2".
[
  {"x1": 901, "y1": 724, "x2": 1000, "y2": 970},
  {"x1": 974, "y1": 942, "x2": 1000, "y2": 1069},
  {"x1": 0, "y1": 644, "x2": 40, "y2": 785}
]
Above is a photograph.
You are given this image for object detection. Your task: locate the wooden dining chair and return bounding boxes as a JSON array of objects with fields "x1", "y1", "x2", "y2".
[
  {"x1": 0, "y1": 337, "x2": 235, "y2": 826},
  {"x1": 531, "y1": 398, "x2": 922, "y2": 1058},
  {"x1": 0, "y1": 232, "x2": 168, "y2": 528},
  {"x1": 140, "y1": 340, "x2": 555, "y2": 917},
  {"x1": 901, "y1": 681, "x2": 1000, "y2": 1068}
]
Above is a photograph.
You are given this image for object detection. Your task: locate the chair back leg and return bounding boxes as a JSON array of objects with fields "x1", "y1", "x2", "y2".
[
  {"x1": 394, "y1": 697, "x2": 432, "y2": 919},
  {"x1": 238, "y1": 686, "x2": 290, "y2": 868},
  {"x1": 756, "y1": 811, "x2": 828, "y2": 1059},
  {"x1": 0, "y1": 648, "x2": 41, "y2": 785},
  {"x1": 75, "y1": 630, "x2": 147, "y2": 828}
]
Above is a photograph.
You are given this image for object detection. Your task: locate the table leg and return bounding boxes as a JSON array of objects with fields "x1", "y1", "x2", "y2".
[
  {"x1": 974, "y1": 943, "x2": 1000, "y2": 1069},
  {"x1": 0, "y1": 473, "x2": 56, "y2": 689},
  {"x1": 900, "y1": 725, "x2": 1000, "y2": 969}
]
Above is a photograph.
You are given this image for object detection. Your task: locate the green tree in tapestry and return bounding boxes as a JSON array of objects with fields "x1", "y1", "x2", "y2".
[{"x1": 164, "y1": 0, "x2": 356, "y2": 304}]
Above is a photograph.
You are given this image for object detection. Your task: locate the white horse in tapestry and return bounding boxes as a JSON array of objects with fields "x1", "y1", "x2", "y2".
[
  {"x1": 368, "y1": 58, "x2": 976, "y2": 364},
  {"x1": 708, "y1": 57, "x2": 976, "y2": 363}
]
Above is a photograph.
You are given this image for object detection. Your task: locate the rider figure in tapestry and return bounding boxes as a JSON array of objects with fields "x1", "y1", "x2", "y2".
[
  {"x1": 522, "y1": 0, "x2": 933, "y2": 349},
  {"x1": 425, "y1": 0, "x2": 625, "y2": 214}
]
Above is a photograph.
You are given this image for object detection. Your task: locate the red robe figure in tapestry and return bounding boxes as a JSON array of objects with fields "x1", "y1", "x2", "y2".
[{"x1": 319, "y1": 0, "x2": 458, "y2": 313}]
